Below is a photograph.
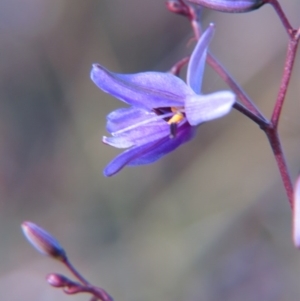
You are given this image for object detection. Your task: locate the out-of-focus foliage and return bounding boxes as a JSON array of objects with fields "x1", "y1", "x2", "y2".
[{"x1": 0, "y1": 0, "x2": 300, "y2": 300}]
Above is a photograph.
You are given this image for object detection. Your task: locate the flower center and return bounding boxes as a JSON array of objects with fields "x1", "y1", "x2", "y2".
[
  {"x1": 167, "y1": 107, "x2": 184, "y2": 125},
  {"x1": 167, "y1": 107, "x2": 185, "y2": 138}
]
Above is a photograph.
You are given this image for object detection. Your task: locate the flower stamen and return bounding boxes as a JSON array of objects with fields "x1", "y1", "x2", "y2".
[
  {"x1": 168, "y1": 108, "x2": 185, "y2": 138},
  {"x1": 169, "y1": 122, "x2": 177, "y2": 138},
  {"x1": 167, "y1": 111, "x2": 184, "y2": 125}
]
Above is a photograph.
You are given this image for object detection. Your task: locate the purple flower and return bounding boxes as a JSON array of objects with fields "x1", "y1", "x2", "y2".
[{"x1": 91, "y1": 24, "x2": 235, "y2": 177}]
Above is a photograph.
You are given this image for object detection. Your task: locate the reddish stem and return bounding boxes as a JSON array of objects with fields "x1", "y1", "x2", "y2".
[
  {"x1": 264, "y1": 127, "x2": 294, "y2": 208},
  {"x1": 188, "y1": 17, "x2": 267, "y2": 123},
  {"x1": 208, "y1": 45, "x2": 294, "y2": 207},
  {"x1": 271, "y1": 37, "x2": 299, "y2": 128},
  {"x1": 169, "y1": 56, "x2": 190, "y2": 76},
  {"x1": 63, "y1": 257, "x2": 90, "y2": 286},
  {"x1": 63, "y1": 257, "x2": 113, "y2": 301},
  {"x1": 180, "y1": 2, "x2": 298, "y2": 208},
  {"x1": 207, "y1": 53, "x2": 267, "y2": 123},
  {"x1": 266, "y1": 0, "x2": 293, "y2": 38}
]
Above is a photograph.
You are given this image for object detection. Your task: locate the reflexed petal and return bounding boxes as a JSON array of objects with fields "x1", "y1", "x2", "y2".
[
  {"x1": 185, "y1": 91, "x2": 235, "y2": 125},
  {"x1": 186, "y1": 24, "x2": 215, "y2": 94},
  {"x1": 103, "y1": 123, "x2": 195, "y2": 176},
  {"x1": 91, "y1": 64, "x2": 193, "y2": 109}
]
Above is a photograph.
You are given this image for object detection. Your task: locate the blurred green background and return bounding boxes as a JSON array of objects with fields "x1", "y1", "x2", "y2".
[{"x1": 0, "y1": 0, "x2": 300, "y2": 300}]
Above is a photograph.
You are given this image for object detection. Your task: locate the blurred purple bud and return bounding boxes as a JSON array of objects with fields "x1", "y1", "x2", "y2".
[
  {"x1": 293, "y1": 176, "x2": 300, "y2": 248},
  {"x1": 47, "y1": 273, "x2": 83, "y2": 295},
  {"x1": 187, "y1": 0, "x2": 265, "y2": 13},
  {"x1": 21, "y1": 221, "x2": 66, "y2": 260},
  {"x1": 47, "y1": 273, "x2": 73, "y2": 288},
  {"x1": 166, "y1": 0, "x2": 190, "y2": 16}
]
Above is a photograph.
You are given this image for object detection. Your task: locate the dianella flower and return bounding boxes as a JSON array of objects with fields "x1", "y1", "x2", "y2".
[{"x1": 91, "y1": 24, "x2": 235, "y2": 176}]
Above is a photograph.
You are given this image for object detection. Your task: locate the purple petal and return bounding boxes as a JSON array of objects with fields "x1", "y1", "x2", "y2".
[
  {"x1": 104, "y1": 119, "x2": 170, "y2": 148},
  {"x1": 187, "y1": 0, "x2": 264, "y2": 13},
  {"x1": 186, "y1": 24, "x2": 215, "y2": 94},
  {"x1": 103, "y1": 123, "x2": 195, "y2": 176},
  {"x1": 106, "y1": 107, "x2": 155, "y2": 133},
  {"x1": 91, "y1": 64, "x2": 193, "y2": 110},
  {"x1": 103, "y1": 136, "x2": 135, "y2": 149},
  {"x1": 185, "y1": 91, "x2": 235, "y2": 125},
  {"x1": 129, "y1": 123, "x2": 196, "y2": 165},
  {"x1": 105, "y1": 106, "x2": 171, "y2": 147},
  {"x1": 104, "y1": 139, "x2": 167, "y2": 177}
]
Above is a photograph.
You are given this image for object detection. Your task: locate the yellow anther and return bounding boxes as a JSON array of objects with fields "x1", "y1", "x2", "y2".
[{"x1": 168, "y1": 112, "x2": 184, "y2": 124}]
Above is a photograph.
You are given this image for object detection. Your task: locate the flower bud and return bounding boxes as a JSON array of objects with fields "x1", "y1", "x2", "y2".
[
  {"x1": 46, "y1": 273, "x2": 72, "y2": 288},
  {"x1": 187, "y1": 0, "x2": 265, "y2": 13},
  {"x1": 293, "y1": 176, "x2": 300, "y2": 248},
  {"x1": 21, "y1": 221, "x2": 66, "y2": 260},
  {"x1": 47, "y1": 273, "x2": 83, "y2": 294}
]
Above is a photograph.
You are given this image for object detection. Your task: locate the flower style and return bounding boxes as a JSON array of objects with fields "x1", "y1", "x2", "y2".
[{"x1": 91, "y1": 24, "x2": 235, "y2": 176}]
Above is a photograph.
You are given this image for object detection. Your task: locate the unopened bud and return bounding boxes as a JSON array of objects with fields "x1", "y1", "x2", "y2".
[
  {"x1": 21, "y1": 221, "x2": 66, "y2": 260},
  {"x1": 187, "y1": 0, "x2": 265, "y2": 13},
  {"x1": 47, "y1": 273, "x2": 83, "y2": 294},
  {"x1": 47, "y1": 273, "x2": 73, "y2": 288},
  {"x1": 293, "y1": 176, "x2": 300, "y2": 248}
]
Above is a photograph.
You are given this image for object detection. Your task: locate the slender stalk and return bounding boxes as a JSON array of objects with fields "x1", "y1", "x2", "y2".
[
  {"x1": 63, "y1": 257, "x2": 90, "y2": 286},
  {"x1": 63, "y1": 258, "x2": 114, "y2": 301},
  {"x1": 271, "y1": 38, "x2": 299, "y2": 128},
  {"x1": 83, "y1": 286, "x2": 113, "y2": 301},
  {"x1": 207, "y1": 53, "x2": 268, "y2": 123},
  {"x1": 187, "y1": 4, "x2": 295, "y2": 208},
  {"x1": 169, "y1": 56, "x2": 189, "y2": 76},
  {"x1": 267, "y1": 0, "x2": 293, "y2": 38},
  {"x1": 233, "y1": 102, "x2": 268, "y2": 127},
  {"x1": 189, "y1": 16, "x2": 267, "y2": 123},
  {"x1": 265, "y1": 128, "x2": 294, "y2": 208}
]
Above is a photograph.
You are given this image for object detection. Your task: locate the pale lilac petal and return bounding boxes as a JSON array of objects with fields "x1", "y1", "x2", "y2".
[
  {"x1": 103, "y1": 124, "x2": 195, "y2": 176},
  {"x1": 103, "y1": 136, "x2": 135, "y2": 149},
  {"x1": 185, "y1": 91, "x2": 235, "y2": 125},
  {"x1": 293, "y1": 175, "x2": 300, "y2": 248},
  {"x1": 104, "y1": 119, "x2": 170, "y2": 148},
  {"x1": 120, "y1": 123, "x2": 170, "y2": 145},
  {"x1": 91, "y1": 64, "x2": 193, "y2": 109},
  {"x1": 107, "y1": 107, "x2": 155, "y2": 133},
  {"x1": 186, "y1": 24, "x2": 215, "y2": 94}
]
